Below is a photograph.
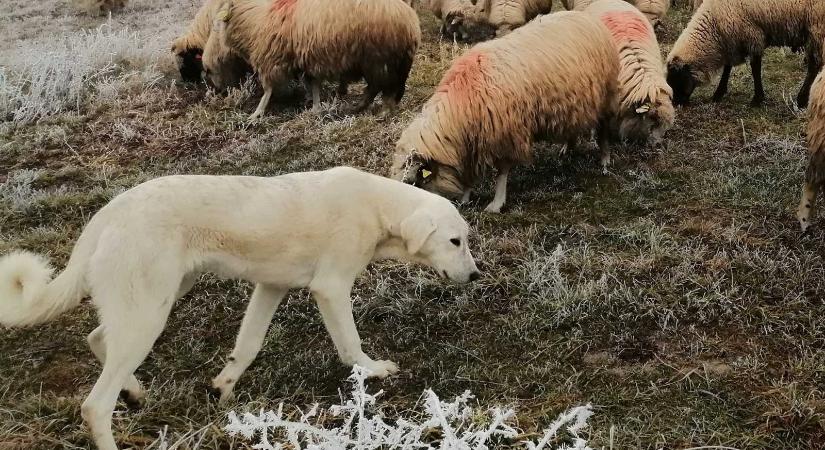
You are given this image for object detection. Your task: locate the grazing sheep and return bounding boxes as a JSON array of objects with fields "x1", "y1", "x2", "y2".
[
  {"x1": 797, "y1": 67, "x2": 825, "y2": 231},
  {"x1": 171, "y1": 0, "x2": 252, "y2": 84},
  {"x1": 202, "y1": 0, "x2": 421, "y2": 118},
  {"x1": 631, "y1": 0, "x2": 669, "y2": 28},
  {"x1": 420, "y1": 0, "x2": 491, "y2": 41},
  {"x1": 459, "y1": 0, "x2": 555, "y2": 38},
  {"x1": 562, "y1": 0, "x2": 669, "y2": 28},
  {"x1": 391, "y1": 11, "x2": 619, "y2": 213},
  {"x1": 667, "y1": 0, "x2": 825, "y2": 108},
  {"x1": 583, "y1": 0, "x2": 674, "y2": 146}
]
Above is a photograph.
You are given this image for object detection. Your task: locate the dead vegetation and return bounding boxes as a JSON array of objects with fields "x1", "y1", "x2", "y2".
[{"x1": 1, "y1": 2, "x2": 824, "y2": 449}]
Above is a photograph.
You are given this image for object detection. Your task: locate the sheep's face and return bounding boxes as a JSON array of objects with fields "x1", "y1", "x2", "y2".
[
  {"x1": 171, "y1": 44, "x2": 204, "y2": 83},
  {"x1": 201, "y1": 20, "x2": 252, "y2": 91},
  {"x1": 392, "y1": 148, "x2": 466, "y2": 200},
  {"x1": 667, "y1": 58, "x2": 699, "y2": 106}
]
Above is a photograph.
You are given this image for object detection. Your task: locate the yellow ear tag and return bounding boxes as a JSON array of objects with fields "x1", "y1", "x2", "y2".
[
  {"x1": 422, "y1": 169, "x2": 432, "y2": 179},
  {"x1": 217, "y1": 10, "x2": 231, "y2": 22}
]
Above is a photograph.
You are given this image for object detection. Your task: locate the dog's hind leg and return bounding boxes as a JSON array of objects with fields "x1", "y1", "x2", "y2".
[
  {"x1": 87, "y1": 326, "x2": 145, "y2": 409},
  {"x1": 311, "y1": 279, "x2": 398, "y2": 378},
  {"x1": 81, "y1": 298, "x2": 174, "y2": 450},
  {"x1": 211, "y1": 283, "x2": 286, "y2": 404}
]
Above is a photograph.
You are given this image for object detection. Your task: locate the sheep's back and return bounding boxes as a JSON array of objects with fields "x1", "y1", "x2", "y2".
[
  {"x1": 432, "y1": 11, "x2": 618, "y2": 159},
  {"x1": 288, "y1": 0, "x2": 421, "y2": 77}
]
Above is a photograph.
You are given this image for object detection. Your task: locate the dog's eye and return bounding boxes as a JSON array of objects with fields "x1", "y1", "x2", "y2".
[{"x1": 450, "y1": 238, "x2": 461, "y2": 247}]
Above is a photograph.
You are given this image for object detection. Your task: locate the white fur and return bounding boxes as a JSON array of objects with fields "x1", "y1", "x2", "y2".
[{"x1": 0, "y1": 167, "x2": 479, "y2": 450}]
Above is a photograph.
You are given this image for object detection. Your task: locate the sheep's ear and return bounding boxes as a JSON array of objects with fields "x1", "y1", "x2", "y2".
[{"x1": 397, "y1": 153, "x2": 432, "y2": 185}]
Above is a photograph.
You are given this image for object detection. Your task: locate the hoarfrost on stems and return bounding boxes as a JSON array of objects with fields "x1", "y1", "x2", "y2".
[{"x1": 225, "y1": 365, "x2": 594, "y2": 450}]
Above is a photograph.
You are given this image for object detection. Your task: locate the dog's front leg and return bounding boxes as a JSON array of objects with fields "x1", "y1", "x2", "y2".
[
  {"x1": 211, "y1": 283, "x2": 287, "y2": 404},
  {"x1": 311, "y1": 280, "x2": 398, "y2": 378}
]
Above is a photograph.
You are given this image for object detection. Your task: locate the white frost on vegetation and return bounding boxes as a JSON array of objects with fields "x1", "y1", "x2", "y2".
[
  {"x1": 225, "y1": 365, "x2": 594, "y2": 450},
  {"x1": 0, "y1": 21, "x2": 162, "y2": 124}
]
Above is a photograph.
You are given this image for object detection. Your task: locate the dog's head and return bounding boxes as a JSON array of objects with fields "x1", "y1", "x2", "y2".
[
  {"x1": 399, "y1": 200, "x2": 480, "y2": 283},
  {"x1": 666, "y1": 57, "x2": 700, "y2": 106}
]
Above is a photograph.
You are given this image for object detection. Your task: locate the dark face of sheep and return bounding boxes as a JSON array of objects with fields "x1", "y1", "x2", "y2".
[
  {"x1": 393, "y1": 151, "x2": 466, "y2": 200},
  {"x1": 174, "y1": 47, "x2": 204, "y2": 83},
  {"x1": 667, "y1": 59, "x2": 698, "y2": 106},
  {"x1": 443, "y1": 11, "x2": 496, "y2": 43}
]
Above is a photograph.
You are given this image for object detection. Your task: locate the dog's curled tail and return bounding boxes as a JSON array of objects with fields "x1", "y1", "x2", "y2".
[{"x1": 0, "y1": 251, "x2": 86, "y2": 327}]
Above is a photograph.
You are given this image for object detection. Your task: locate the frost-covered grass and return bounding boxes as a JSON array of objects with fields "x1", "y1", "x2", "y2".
[
  {"x1": 225, "y1": 366, "x2": 593, "y2": 450},
  {"x1": 2, "y1": 2, "x2": 825, "y2": 450},
  {"x1": 0, "y1": 21, "x2": 163, "y2": 124}
]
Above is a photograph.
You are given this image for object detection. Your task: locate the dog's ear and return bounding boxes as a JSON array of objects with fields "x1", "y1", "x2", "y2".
[{"x1": 400, "y1": 209, "x2": 437, "y2": 255}]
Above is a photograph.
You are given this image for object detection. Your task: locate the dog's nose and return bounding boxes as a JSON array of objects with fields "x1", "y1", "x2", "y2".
[{"x1": 469, "y1": 271, "x2": 481, "y2": 282}]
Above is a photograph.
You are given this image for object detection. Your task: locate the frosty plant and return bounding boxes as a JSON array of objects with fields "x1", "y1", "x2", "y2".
[
  {"x1": 225, "y1": 365, "x2": 594, "y2": 449},
  {"x1": 0, "y1": 21, "x2": 162, "y2": 124}
]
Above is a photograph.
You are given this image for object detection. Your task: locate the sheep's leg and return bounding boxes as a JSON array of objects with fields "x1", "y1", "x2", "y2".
[
  {"x1": 337, "y1": 82, "x2": 349, "y2": 97},
  {"x1": 484, "y1": 164, "x2": 512, "y2": 213},
  {"x1": 597, "y1": 124, "x2": 611, "y2": 174},
  {"x1": 561, "y1": 137, "x2": 577, "y2": 156},
  {"x1": 310, "y1": 80, "x2": 322, "y2": 112},
  {"x1": 380, "y1": 92, "x2": 399, "y2": 117},
  {"x1": 461, "y1": 188, "x2": 472, "y2": 204},
  {"x1": 350, "y1": 84, "x2": 381, "y2": 114},
  {"x1": 797, "y1": 182, "x2": 818, "y2": 232},
  {"x1": 797, "y1": 55, "x2": 821, "y2": 108},
  {"x1": 712, "y1": 65, "x2": 732, "y2": 102},
  {"x1": 250, "y1": 84, "x2": 273, "y2": 120},
  {"x1": 750, "y1": 54, "x2": 765, "y2": 107}
]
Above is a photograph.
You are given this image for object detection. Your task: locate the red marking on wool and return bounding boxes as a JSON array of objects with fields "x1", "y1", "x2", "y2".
[
  {"x1": 600, "y1": 11, "x2": 650, "y2": 42},
  {"x1": 437, "y1": 50, "x2": 488, "y2": 101},
  {"x1": 271, "y1": 0, "x2": 298, "y2": 17}
]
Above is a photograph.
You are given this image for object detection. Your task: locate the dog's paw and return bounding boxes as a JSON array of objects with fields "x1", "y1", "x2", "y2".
[{"x1": 361, "y1": 360, "x2": 399, "y2": 379}]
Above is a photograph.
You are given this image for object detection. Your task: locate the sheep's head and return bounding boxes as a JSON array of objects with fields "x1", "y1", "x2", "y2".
[
  {"x1": 442, "y1": 0, "x2": 496, "y2": 43},
  {"x1": 201, "y1": 8, "x2": 248, "y2": 92},
  {"x1": 392, "y1": 147, "x2": 465, "y2": 200},
  {"x1": 171, "y1": 40, "x2": 204, "y2": 83},
  {"x1": 666, "y1": 57, "x2": 699, "y2": 106}
]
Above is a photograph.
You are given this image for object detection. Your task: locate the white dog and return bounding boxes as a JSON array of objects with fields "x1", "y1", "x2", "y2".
[{"x1": 0, "y1": 167, "x2": 479, "y2": 450}]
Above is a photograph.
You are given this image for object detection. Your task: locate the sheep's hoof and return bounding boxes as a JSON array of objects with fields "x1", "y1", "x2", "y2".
[
  {"x1": 749, "y1": 96, "x2": 765, "y2": 108},
  {"x1": 484, "y1": 202, "x2": 503, "y2": 213}
]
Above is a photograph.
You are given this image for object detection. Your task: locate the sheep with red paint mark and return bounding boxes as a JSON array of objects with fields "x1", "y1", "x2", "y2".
[
  {"x1": 391, "y1": 11, "x2": 620, "y2": 213},
  {"x1": 202, "y1": 0, "x2": 420, "y2": 118},
  {"x1": 583, "y1": 0, "x2": 674, "y2": 146},
  {"x1": 172, "y1": 0, "x2": 251, "y2": 84}
]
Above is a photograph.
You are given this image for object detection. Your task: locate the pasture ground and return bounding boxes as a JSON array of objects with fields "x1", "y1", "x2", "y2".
[{"x1": 1, "y1": 1, "x2": 824, "y2": 448}]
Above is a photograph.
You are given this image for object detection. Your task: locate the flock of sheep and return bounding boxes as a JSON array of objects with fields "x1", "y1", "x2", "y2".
[
  {"x1": 6, "y1": 0, "x2": 825, "y2": 448},
  {"x1": 161, "y1": 0, "x2": 825, "y2": 227}
]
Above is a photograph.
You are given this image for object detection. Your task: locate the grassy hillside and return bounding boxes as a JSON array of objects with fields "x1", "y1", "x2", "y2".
[{"x1": 1, "y1": 1, "x2": 824, "y2": 448}]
